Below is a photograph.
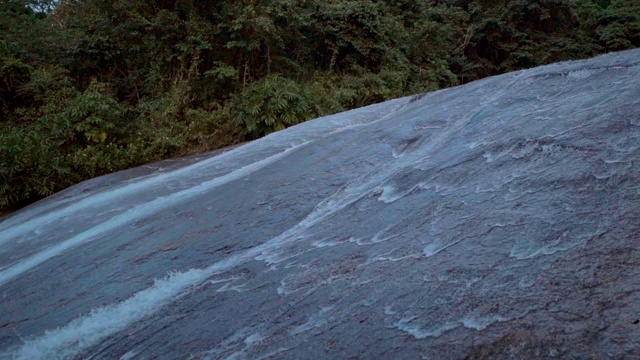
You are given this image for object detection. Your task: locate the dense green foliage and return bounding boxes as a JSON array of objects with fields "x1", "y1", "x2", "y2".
[{"x1": 1, "y1": 0, "x2": 638, "y2": 212}]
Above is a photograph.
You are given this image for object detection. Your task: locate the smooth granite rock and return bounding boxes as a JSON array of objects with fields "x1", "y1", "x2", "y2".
[{"x1": 1, "y1": 49, "x2": 639, "y2": 359}]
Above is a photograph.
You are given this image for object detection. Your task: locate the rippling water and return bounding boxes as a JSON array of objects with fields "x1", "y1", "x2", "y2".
[{"x1": 1, "y1": 49, "x2": 639, "y2": 359}]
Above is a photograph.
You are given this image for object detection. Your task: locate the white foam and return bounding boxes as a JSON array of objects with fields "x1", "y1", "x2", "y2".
[
  {"x1": 209, "y1": 276, "x2": 238, "y2": 285},
  {"x1": 417, "y1": 182, "x2": 454, "y2": 195},
  {"x1": 461, "y1": 315, "x2": 508, "y2": 331},
  {"x1": 510, "y1": 242, "x2": 580, "y2": 260},
  {"x1": 393, "y1": 317, "x2": 458, "y2": 339},
  {"x1": 350, "y1": 227, "x2": 409, "y2": 247},
  {"x1": 252, "y1": 347, "x2": 293, "y2": 360},
  {"x1": 276, "y1": 280, "x2": 288, "y2": 295},
  {"x1": 384, "y1": 306, "x2": 397, "y2": 315},
  {"x1": 0, "y1": 96, "x2": 412, "y2": 244},
  {"x1": 289, "y1": 306, "x2": 334, "y2": 335},
  {"x1": 391, "y1": 147, "x2": 404, "y2": 158},
  {"x1": 0, "y1": 142, "x2": 310, "y2": 287},
  {"x1": 199, "y1": 330, "x2": 281, "y2": 360},
  {"x1": 119, "y1": 350, "x2": 138, "y2": 360},
  {"x1": 361, "y1": 249, "x2": 421, "y2": 266},
  {"x1": 377, "y1": 184, "x2": 419, "y2": 203},
  {"x1": 0, "y1": 153, "x2": 232, "y2": 243},
  {"x1": 244, "y1": 333, "x2": 265, "y2": 345},
  {"x1": 567, "y1": 68, "x2": 604, "y2": 79},
  {"x1": 4, "y1": 268, "x2": 207, "y2": 360},
  {"x1": 2, "y1": 243, "x2": 270, "y2": 360},
  {"x1": 311, "y1": 237, "x2": 347, "y2": 248},
  {"x1": 394, "y1": 311, "x2": 529, "y2": 340},
  {"x1": 254, "y1": 242, "x2": 313, "y2": 267},
  {"x1": 373, "y1": 253, "x2": 420, "y2": 263},
  {"x1": 195, "y1": 326, "x2": 253, "y2": 360},
  {"x1": 509, "y1": 233, "x2": 584, "y2": 260},
  {"x1": 423, "y1": 239, "x2": 462, "y2": 257},
  {"x1": 2, "y1": 159, "x2": 391, "y2": 358},
  {"x1": 215, "y1": 283, "x2": 248, "y2": 293}
]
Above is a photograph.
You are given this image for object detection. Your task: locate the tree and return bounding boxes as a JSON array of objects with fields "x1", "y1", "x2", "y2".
[{"x1": 0, "y1": 40, "x2": 30, "y2": 121}]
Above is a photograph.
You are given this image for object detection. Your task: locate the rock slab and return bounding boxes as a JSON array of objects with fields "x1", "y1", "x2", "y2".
[{"x1": 1, "y1": 49, "x2": 640, "y2": 359}]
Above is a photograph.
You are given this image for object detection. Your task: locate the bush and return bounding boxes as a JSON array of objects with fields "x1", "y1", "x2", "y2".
[
  {"x1": 0, "y1": 81, "x2": 138, "y2": 211},
  {"x1": 0, "y1": 40, "x2": 31, "y2": 121},
  {"x1": 59, "y1": 81, "x2": 128, "y2": 148},
  {"x1": 0, "y1": 126, "x2": 69, "y2": 209},
  {"x1": 232, "y1": 74, "x2": 314, "y2": 139}
]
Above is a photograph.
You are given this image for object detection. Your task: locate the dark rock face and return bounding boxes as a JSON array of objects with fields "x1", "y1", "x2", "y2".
[{"x1": 1, "y1": 49, "x2": 640, "y2": 359}]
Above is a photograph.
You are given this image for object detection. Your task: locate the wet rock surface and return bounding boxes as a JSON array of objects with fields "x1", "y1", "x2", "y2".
[{"x1": 1, "y1": 49, "x2": 639, "y2": 359}]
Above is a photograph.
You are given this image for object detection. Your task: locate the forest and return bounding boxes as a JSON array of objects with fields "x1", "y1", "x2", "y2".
[{"x1": 1, "y1": 0, "x2": 638, "y2": 213}]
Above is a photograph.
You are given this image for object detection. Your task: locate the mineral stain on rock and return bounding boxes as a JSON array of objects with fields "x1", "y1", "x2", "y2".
[{"x1": 1, "y1": 49, "x2": 640, "y2": 359}]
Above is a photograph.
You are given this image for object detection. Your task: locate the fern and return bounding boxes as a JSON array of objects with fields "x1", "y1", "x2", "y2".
[{"x1": 232, "y1": 74, "x2": 312, "y2": 139}]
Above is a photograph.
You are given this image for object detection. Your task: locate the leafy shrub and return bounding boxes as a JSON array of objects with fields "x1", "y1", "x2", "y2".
[
  {"x1": 59, "y1": 81, "x2": 127, "y2": 147},
  {"x1": 1, "y1": 0, "x2": 639, "y2": 213},
  {"x1": 0, "y1": 81, "x2": 135, "y2": 211},
  {"x1": 182, "y1": 107, "x2": 240, "y2": 154},
  {"x1": 306, "y1": 68, "x2": 408, "y2": 112},
  {"x1": 0, "y1": 126, "x2": 69, "y2": 209},
  {"x1": 0, "y1": 40, "x2": 30, "y2": 121},
  {"x1": 232, "y1": 74, "x2": 313, "y2": 139}
]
